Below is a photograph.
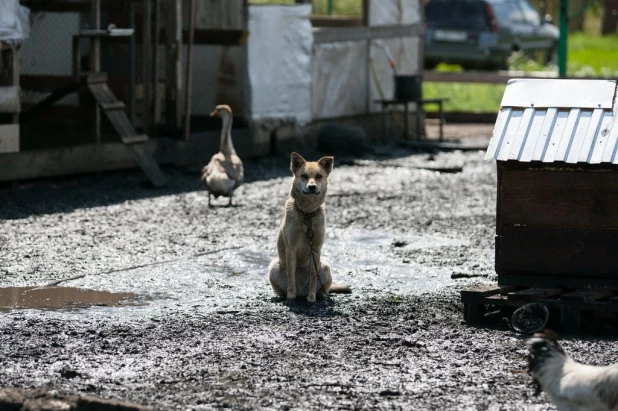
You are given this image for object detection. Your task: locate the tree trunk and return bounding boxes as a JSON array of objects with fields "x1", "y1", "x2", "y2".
[
  {"x1": 602, "y1": 0, "x2": 618, "y2": 34},
  {"x1": 569, "y1": 0, "x2": 585, "y2": 31}
]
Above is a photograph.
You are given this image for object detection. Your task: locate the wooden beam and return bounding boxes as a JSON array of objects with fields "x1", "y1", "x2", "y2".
[
  {"x1": 499, "y1": 273, "x2": 618, "y2": 290},
  {"x1": 311, "y1": 17, "x2": 363, "y2": 27},
  {"x1": 163, "y1": 0, "x2": 182, "y2": 128},
  {"x1": 22, "y1": 0, "x2": 140, "y2": 13},
  {"x1": 90, "y1": 0, "x2": 102, "y2": 143},
  {"x1": 313, "y1": 23, "x2": 424, "y2": 43},
  {"x1": 460, "y1": 285, "x2": 517, "y2": 300},
  {"x1": 152, "y1": 0, "x2": 161, "y2": 129},
  {"x1": 0, "y1": 140, "x2": 165, "y2": 181},
  {"x1": 362, "y1": 0, "x2": 370, "y2": 26},
  {"x1": 561, "y1": 290, "x2": 615, "y2": 302},
  {"x1": 507, "y1": 288, "x2": 563, "y2": 301},
  {"x1": 184, "y1": 0, "x2": 197, "y2": 141},
  {"x1": 141, "y1": 0, "x2": 153, "y2": 133},
  {"x1": 0, "y1": 130, "x2": 258, "y2": 182},
  {"x1": 424, "y1": 70, "x2": 618, "y2": 85}
]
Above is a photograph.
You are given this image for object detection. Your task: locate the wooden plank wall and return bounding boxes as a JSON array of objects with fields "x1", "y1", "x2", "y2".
[{"x1": 497, "y1": 162, "x2": 618, "y2": 287}]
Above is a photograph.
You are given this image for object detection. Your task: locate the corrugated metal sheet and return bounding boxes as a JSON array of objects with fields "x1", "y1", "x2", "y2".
[
  {"x1": 500, "y1": 79, "x2": 616, "y2": 109},
  {"x1": 486, "y1": 79, "x2": 618, "y2": 163}
]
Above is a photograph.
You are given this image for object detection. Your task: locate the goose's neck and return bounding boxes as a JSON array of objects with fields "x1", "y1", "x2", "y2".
[{"x1": 219, "y1": 113, "x2": 235, "y2": 155}]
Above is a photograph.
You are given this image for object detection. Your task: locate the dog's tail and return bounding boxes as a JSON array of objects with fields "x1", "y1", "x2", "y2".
[{"x1": 329, "y1": 283, "x2": 352, "y2": 294}]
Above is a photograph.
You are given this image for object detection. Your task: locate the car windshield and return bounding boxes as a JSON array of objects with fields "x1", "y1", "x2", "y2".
[{"x1": 425, "y1": 0, "x2": 491, "y2": 29}]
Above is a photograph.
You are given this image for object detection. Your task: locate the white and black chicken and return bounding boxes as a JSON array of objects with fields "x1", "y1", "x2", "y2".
[{"x1": 527, "y1": 330, "x2": 618, "y2": 411}]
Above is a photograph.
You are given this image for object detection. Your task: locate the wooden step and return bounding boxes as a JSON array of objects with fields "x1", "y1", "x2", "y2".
[
  {"x1": 100, "y1": 101, "x2": 126, "y2": 111},
  {"x1": 460, "y1": 285, "x2": 516, "y2": 300},
  {"x1": 507, "y1": 287, "x2": 563, "y2": 301},
  {"x1": 561, "y1": 290, "x2": 615, "y2": 302},
  {"x1": 121, "y1": 134, "x2": 148, "y2": 144},
  {"x1": 83, "y1": 72, "x2": 108, "y2": 84}
]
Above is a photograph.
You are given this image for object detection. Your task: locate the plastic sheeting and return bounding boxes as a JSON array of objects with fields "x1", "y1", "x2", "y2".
[
  {"x1": 0, "y1": 86, "x2": 20, "y2": 113},
  {"x1": 312, "y1": 37, "x2": 420, "y2": 119},
  {"x1": 0, "y1": 0, "x2": 30, "y2": 45},
  {"x1": 312, "y1": 41, "x2": 367, "y2": 119},
  {"x1": 369, "y1": 37, "x2": 421, "y2": 113},
  {"x1": 248, "y1": 5, "x2": 313, "y2": 124},
  {"x1": 368, "y1": 0, "x2": 421, "y2": 26}
]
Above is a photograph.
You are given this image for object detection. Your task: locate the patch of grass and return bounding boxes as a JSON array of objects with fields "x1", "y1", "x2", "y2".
[
  {"x1": 424, "y1": 34, "x2": 618, "y2": 113},
  {"x1": 568, "y1": 33, "x2": 618, "y2": 76},
  {"x1": 423, "y1": 82, "x2": 505, "y2": 113}
]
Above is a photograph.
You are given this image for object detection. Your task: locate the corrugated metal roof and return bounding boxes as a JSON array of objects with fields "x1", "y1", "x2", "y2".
[
  {"x1": 500, "y1": 79, "x2": 616, "y2": 109},
  {"x1": 486, "y1": 79, "x2": 618, "y2": 163}
]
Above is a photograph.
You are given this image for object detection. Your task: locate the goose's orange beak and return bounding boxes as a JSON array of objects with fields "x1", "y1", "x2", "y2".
[{"x1": 209, "y1": 109, "x2": 217, "y2": 117}]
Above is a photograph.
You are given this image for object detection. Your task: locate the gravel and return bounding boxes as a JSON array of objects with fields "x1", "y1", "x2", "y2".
[{"x1": 1, "y1": 147, "x2": 617, "y2": 410}]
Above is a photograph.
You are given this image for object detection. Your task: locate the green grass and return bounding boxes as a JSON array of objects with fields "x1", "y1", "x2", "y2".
[
  {"x1": 568, "y1": 33, "x2": 618, "y2": 76},
  {"x1": 424, "y1": 33, "x2": 618, "y2": 113}
]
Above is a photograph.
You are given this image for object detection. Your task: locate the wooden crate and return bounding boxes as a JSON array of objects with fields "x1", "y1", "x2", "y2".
[{"x1": 496, "y1": 161, "x2": 618, "y2": 289}]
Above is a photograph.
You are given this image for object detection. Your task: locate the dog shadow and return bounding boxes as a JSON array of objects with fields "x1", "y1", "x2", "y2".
[{"x1": 270, "y1": 296, "x2": 345, "y2": 318}]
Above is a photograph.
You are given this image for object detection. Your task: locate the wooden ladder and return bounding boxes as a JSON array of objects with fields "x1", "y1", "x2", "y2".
[{"x1": 84, "y1": 73, "x2": 166, "y2": 187}]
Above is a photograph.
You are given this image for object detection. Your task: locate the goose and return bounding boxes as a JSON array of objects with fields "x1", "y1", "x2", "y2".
[{"x1": 200, "y1": 105, "x2": 244, "y2": 207}]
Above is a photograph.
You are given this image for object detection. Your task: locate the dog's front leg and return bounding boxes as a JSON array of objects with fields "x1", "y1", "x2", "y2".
[
  {"x1": 307, "y1": 251, "x2": 318, "y2": 303},
  {"x1": 286, "y1": 251, "x2": 297, "y2": 300}
]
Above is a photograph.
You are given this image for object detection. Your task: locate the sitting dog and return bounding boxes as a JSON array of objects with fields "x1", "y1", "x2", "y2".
[{"x1": 268, "y1": 152, "x2": 350, "y2": 302}]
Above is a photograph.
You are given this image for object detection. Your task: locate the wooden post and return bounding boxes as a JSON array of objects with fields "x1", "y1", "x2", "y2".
[
  {"x1": 152, "y1": 0, "x2": 161, "y2": 132},
  {"x1": 184, "y1": 0, "x2": 197, "y2": 141},
  {"x1": 602, "y1": 0, "x2": 618, "y2": 34},
  {"x1": 142, "y1": 0, "x2": 153, "y2": 134},
  {"x1": 363, "y1": 0, "x2": 370, "y2": 114},
  {"x1": 164, "y1": 0, "x2": 182, "y2": 128},
  {"x1": 129, "y1": 2, "x2": 137, "y2": 125},
  {"x1": 8, "y1": 47, "x2": 19, "y2": 125},
  {"x1": 90, "y1": 0, "x2": 101, "y2": 143}
]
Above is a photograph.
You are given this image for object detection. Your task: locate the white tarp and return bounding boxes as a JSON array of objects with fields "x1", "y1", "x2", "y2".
[
  {"x1": 312, "y1": 41, "x2": 368, "y2": 119},
  {"x1": 369, "y1": 0, "x2": 421, "y2": 26},
  {"x1": 369, "y1": 37, "x2": 420, "y2": 113},
  {"x1": 0, "y1": 0, "x2": 30, "y2": 45},
  {"x1": 248, "y1": 5, "x2": 313, "y2": 123},
  {"x1": 0, "y1": 86, "x2": 20, "y2": 113}
]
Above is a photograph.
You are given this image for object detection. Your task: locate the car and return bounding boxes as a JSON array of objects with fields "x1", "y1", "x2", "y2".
[{"x1": 424, "y1": 0, "x2": 559, "y2": 70}]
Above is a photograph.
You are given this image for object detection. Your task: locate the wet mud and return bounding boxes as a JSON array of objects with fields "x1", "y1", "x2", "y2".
[
  {"x1": 0, "y1": 286, "x2": 142, "y2": 312},
  {"x1": 2, "y1": 148, "x2": 618, "y2": 410}
]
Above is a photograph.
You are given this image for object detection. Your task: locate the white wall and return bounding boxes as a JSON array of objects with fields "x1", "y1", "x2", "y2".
[
  {"x1": 368, "y1": 0, "x2": 422, "y2": 26},
  {"x1": 248, "y1": 5, "x2": 313, "y2": 124}
]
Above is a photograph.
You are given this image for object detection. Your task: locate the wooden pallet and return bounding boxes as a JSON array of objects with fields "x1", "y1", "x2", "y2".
[{"x1": 461, "y1": 284, "x2": 618, "y2": 333}]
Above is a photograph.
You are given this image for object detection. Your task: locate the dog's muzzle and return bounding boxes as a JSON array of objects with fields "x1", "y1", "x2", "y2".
[{"x1": 303, "y1": 187, "x2": 320, "y2": 195}]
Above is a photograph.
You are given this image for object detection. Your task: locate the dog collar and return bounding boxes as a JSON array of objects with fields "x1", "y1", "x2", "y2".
[{"x1": 294, "y1": 203, "x2": 319, "y2": 219}]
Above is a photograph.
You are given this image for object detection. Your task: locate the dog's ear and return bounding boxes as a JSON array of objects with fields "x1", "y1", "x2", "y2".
[
  {"x1": 318, "y1": 156, "x2": 334, "y2": 174},
  {"x1": 291, "y1": 152, "x2": 306, "y2": 173}
]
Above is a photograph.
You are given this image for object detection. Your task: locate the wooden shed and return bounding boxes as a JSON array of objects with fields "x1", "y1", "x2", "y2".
[
  {"x1": 0, "y1": 0, "x2": 424, "y2": 184},
  {"x1": 486, "y1": 78, "x2": 618, "y2": 290}
]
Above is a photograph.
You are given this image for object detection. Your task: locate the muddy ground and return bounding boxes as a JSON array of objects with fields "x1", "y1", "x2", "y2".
[{"x1": 2, "y1": 146, "x2": 618, "y2": 410}]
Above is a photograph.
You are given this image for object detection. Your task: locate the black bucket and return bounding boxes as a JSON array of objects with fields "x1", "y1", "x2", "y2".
[{"x1": 394, "y1": 75, "x2": 422, "y2": 100}]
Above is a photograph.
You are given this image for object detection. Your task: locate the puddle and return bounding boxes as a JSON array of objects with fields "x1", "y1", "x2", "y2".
[{"x1": 0, "y1": 286, "x2": 143, "y2": 312}]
